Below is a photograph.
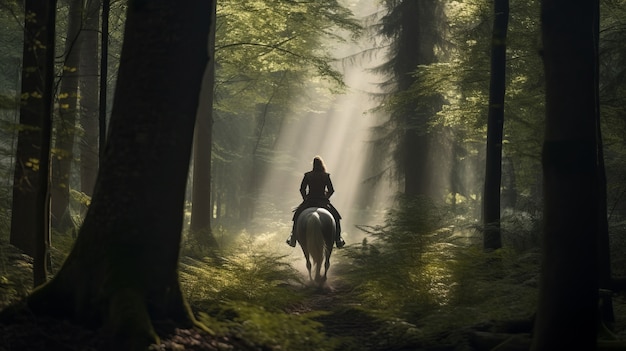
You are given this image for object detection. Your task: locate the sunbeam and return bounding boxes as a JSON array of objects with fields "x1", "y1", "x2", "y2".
[{"x1": 256, "y1": 1, "x2": 394, "y2": 251}]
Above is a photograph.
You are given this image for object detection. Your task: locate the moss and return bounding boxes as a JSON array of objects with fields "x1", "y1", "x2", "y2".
[{"x1": 105, "y1": 287, "x2": 159, "y2": 350}]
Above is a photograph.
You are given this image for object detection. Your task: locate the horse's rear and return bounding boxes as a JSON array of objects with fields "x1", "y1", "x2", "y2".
[{"x1": 295, "y1": 207, "x2": 335, "y2": 284}]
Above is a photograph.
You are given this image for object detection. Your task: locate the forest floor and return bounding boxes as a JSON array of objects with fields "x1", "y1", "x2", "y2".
[
  {"x1": 0, "y1": 238, "x2": 257, "y2": 351},
  {"x1": 2, "y1": 238, "x2": 626, "y2": 351}
]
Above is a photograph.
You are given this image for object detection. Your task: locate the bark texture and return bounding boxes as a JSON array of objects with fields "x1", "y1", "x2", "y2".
[
  {"x1": 25, "y1": 1, "x2": 213, "y2": 348},
  {"x1": 10, "y1": 0, "x2": 57, "y2": 288},
  {"x1": 531, "y1": 0, "x2": 600, "y2": 349}
]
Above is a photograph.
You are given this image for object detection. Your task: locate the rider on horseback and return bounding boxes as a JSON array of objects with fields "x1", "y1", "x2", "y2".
[{"x1": 286, "y1": 156, "x2": 346, "y2": 248}]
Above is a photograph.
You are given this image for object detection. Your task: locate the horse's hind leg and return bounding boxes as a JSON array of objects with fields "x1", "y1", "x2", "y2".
[
  {"x1": 322, "y1": 254, "x2": 331, "y2": 282},
  {"x1": 303, "y1": 253, "x2": 313, "y2": 281},
  {"x1": 314, "y1": 262, "x2": 322, "y2": 284}
]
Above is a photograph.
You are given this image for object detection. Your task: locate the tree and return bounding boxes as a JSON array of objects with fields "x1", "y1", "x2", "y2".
[
  {"x1": 531, "y1": 0, "x2": 600, "y2": 349},
  {"x1": 482, "y1": 0, "x2": 509, "y2": 250},
  {"x1": 13, "y1": 1, "x2": 213, "y2": 348},
  {"x1": 205, "y1": 0, "x2": 360, "y2": 226},
  {"x1": 189, "y1": 0, "x2": 218, "y2": 249},
  {"x1": 377, "y1": 0, "x2": 445, "y2": 199},
  {"x1": 51, "y1": 0, "x2": 83, "y2": 231},
  {"x1": 10, "y1": 0, "x2": 57, "y2": 286},
  {"x1": 99, "y1": 0, "x2": 109, "y2": 161},
  {"x1": 79, "y1": 0, "x2": 102, "y2": 200}
]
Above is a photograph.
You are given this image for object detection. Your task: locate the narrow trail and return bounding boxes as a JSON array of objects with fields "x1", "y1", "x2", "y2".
[{"x1": 283, "y1": 273, "x2": 393, "y2": 351}]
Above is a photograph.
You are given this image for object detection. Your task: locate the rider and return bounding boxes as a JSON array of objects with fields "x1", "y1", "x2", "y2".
[{"x1": 286, "y1": 156, "x2": 345, "y2": 248}]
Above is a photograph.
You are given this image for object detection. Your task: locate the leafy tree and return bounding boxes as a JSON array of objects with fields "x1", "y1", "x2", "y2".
[
  {"x1": 207, "y1": 0, "x2": 360, "y2": 226},
  {"x1": 531, "y1": 0, "x2": 600, "y2": 349},
  {"x1": 409, "y1": 0, "x2": 545, "y2": 225},
  {"x1": 8, "y1": 1, "x2": 213, "y2": 348}
]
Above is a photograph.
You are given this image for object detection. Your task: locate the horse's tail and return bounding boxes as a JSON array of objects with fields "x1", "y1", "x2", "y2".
[{"x1": 306, "y1": 212, "x2": 326, "y2": 267}]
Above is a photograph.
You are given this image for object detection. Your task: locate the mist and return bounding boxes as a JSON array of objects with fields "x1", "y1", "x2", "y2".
[{"x1": 254, "y1": 2, "x2": 395, "y2": 249}]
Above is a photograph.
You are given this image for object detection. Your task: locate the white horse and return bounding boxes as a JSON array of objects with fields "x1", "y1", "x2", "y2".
[{"x1": 295, "y1": 207, "x2": 335, "y2": 285}]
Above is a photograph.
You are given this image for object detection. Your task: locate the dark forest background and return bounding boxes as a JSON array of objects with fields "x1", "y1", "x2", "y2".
[{"x1": 1, "y1": 0, "x2": 626, "y2": 350}]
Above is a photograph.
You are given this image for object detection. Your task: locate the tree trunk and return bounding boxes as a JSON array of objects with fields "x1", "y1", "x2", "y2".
[
  {"x1": 99, "y1": 0, "x2": 110, "y2": 162},
  {"x1": 51, "y1": 0, "x2": 83, "y2": 232},
  {"x1": 597, "y1": 122, "x2": 613, "y2": 324},
  {"x1": 483, "y1": 0, "x2": 509, "y2": 251},
  {"x1": 79, "y1": 0, "x2": 101, "y2": 199},
  {"x1": 23, "y1": 1, "x2": 213, "y2": 348},
  {"x1": 594, "y1": 1, "x2": 613, "y2": 325},
  {"x1": 189, "y1": 0, "x2": 218, "y2": 249},
  {"x1": 10, "y1": 0, "x2": 56, "y2": 288},
  {"x1": 397, "y1": 0, "x2": 441, "y2": 199},
  {"x1": 531, "y1": 0, "x2": 600, "y2": 349}
]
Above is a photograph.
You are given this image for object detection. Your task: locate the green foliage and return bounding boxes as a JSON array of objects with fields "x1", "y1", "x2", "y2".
[
  {"x1": 339, "y1": 199, "x2": 538, "y2": 343},
  {"x1": 211, "y1": 0, "x2": 362, "y2": 224},
  {"x1": 416, "y1": 0, "x2": 544, "y2": 201},
  {"x1": 179, "y1": 241, "x2": 342, "y2": 350},
  {"x1": 221, "y1": 303, "x2": 336, "y2": 351},
  {"x1": 368, "y1": 0, "x2": 549, "y2": 208},
  {"x1": 215, "y1": 0, "x2": 360, "y2": 118},
  {"x1": 341, "y1": 197, "x2": 450, "y2": 317},
  {"x1": 179, "y1": 244, "x2": 304, "y2": 312}
]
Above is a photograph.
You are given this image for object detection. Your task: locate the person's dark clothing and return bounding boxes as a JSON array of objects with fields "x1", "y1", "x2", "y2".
[
  {"x1": 300, "y1": 170, "x2": 334, "y2": 200},
  {"x1": 291, "y1": 170, "x2": 343, "y2": 245}
]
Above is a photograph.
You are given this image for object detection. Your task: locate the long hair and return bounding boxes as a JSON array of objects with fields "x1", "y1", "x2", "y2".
[{"x1": 312, "y1": 156, "x2": 326, "y2": 172}]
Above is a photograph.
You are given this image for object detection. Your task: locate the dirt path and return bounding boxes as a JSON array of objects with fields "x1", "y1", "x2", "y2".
[{"x1": 282, "y1": 276, "x2": 393, "y2": 351}]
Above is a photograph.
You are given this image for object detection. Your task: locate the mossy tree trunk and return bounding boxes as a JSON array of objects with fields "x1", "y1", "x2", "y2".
[
  {"x1": 25, "y1": 1, "x2": 213, "y2": 348},
  {"x1": 531, "y1": 0, "x2": 600, "y2": 349}
]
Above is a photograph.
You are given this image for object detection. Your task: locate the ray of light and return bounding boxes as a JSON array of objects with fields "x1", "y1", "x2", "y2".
[{"x1": 256, "y1": 1, "x2": 395, "y2": 247}]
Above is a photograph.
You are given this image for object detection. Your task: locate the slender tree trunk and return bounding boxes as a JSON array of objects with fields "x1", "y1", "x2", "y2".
[
  {"x1": 501, "y1": 156, "x2": 517, "y2": 209},
  {"x1": 51, "y1": 0, "x2": 83, "y2": 232},
  {"x1": 99, "y1": 0, "x2": 109, "y2": 163},
  {"x1": 10, "y1": 0, "x2": 56, "y2": 288},
  {"x1": 483, "y1": 0, "x2": 509, "y2": 251},
  {"x1": 21, "y1": 1, "x2": 213, "y2": 348},
  {"x1": 190, "y1": 0, "x2": 218, "y2": 249},
  {"x1": 597, "y1": 118, "x2": 613, "y2": 324},
  {"x1": 595, "y1": 4, "x2": 613, "y2": 322},
  {"x1": 531, "y1": 0, "x2": 600, "y2": 349},
  {"x1": 79, "y1": 0, "x2": 101, "y2": 199}
]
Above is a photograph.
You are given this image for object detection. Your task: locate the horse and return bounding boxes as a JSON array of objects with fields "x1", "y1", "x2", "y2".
[{"x1": 295, "y1": 207, "x2": 335, "y2": 285}]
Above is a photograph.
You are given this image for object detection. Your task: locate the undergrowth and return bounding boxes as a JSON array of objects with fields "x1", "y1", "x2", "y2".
[
  {"x1": 338, "y1": 196, "x2": 540, "y2": 346},
  {"x1": 0, "y1": 194, "x2": 543, "y2": 350},
  {"x1": 178, "y1": 231, "x2": 337, "y2": 350},
  {"x1": 197, "y1": 304, "x2": 337, "y2": 351}
]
